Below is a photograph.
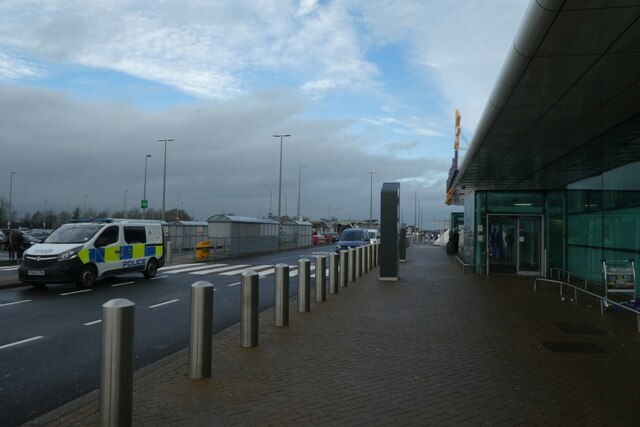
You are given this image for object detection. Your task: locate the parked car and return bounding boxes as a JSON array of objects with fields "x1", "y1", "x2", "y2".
[
  {"x1": 324, "y1": 232, "x2": 338, "y2": 244},
  {"x1": 21, "y1": 232, "x2": 42, "y2": 250},
  {"x1": 0, "y1": 229, "x2": 10, "y2": 250},
  {"x1": 25, "y1": 229, "x2": 52, "y2": 241},
  {"x1": 367, "y1": 229, "x2": 380, "y2": 243},
  {"x1": 335, "y1": 228, "x2": 369, "y2": 252},
  {"x1": 312, "y1": 232, "x2": 325, "y2": 245}
]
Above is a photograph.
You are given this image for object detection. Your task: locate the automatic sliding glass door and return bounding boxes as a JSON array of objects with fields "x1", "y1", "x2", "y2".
[
  {"x1": 517, "y1": 216, "x2": 542, "y2": 275},
  {"x1": 488, "y1": 217, "x2": 517, "y2": 274}
]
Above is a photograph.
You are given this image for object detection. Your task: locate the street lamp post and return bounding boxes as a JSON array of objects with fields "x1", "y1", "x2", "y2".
[
  {"x1": 43, "y1": 199, "x2": 48, "y2": 229},
  {"x1": 158, "y1": 139, "x2": 175, "y2": 222},
  {"x1": 368, "y1": 171, "x2": 376, "y2": 228},
  {"x1": 273, "y1": 134, "x2": 291, "y2": 220},
  {"x1": 143, "y1": 154, "x2": 152, "y2": 219},
  {"x1": 297, "y1": 165, "x2": 306, "y2": 220},
  {"x1": 124, "y1": 189, "x2": 128, "y2": 218},
  {"x1": 8, "y1": 171, "x2": 15, "y2": 228}
]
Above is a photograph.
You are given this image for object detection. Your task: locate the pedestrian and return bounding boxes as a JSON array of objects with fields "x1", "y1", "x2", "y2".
[{"x1": 9, "y1": 230, "x2": 24, "y2": 261}]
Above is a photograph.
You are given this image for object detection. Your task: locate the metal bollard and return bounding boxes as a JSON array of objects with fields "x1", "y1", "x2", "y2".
[
  {"x1": 339, "y1": 250, "x2": 348, "y2": 288},
  {"x1": 348, "y1": 249, "x2": 356, "y2": 282},
  {"x1": 374, "y1": 242, "x2": 379, "y2": 267},
  {"x1": 298, "y1": 258, "x2": 311, "y2": 312},
  {"x1": 240, "y1": 271, "x2": 259, "y2": 347},
  {"x1": 315, "y1": 255, "x2": 327, "y2": 302},
  {"x1": 363, "y1": 245, "x2": 369, "y2": 274},
  {"x1": 368, "y1": 244, "x2": 373, "y2": 271},
  {"x1": 355, "y1": 247, "x2": 362, "y2": 278},
  {"x1": 189, "y1": 281, "x2": 214, "y2": 379},
  {"x1": 329, "y1": 253, "x2": 339, "y2": 294},
  {"x1": 165, "y1": 241, "x2": 172, "y2": 264},
  {"x1": 274, "y1": 264, "x2": 290, "y2": 326},
  {"x1": 100, "y1": 299, "x2": 135, "y2": 427}
]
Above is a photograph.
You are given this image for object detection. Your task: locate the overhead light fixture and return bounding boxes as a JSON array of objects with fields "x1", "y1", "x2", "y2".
[{"x1": 514, "y1": 203, "x2": 532, "y2": 206}]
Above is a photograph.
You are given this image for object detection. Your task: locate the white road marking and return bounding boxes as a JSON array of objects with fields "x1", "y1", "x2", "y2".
[
  {"x1": 111, "y1": 281, "x2": 135, "y2": 287},
  {"x1": 228, "y1": 282, "x2": 241, "y2": 287},
  {"x1": 159, "y1": 263, "x2": 199, "y2": 271},
  {"x1": 151, "y1": 275, "x2": 168, "y2": 280},
  {"x1": 167, "y1": 264, "x2": 228, "y2": 274},
  {"x1": 0, "y1": 336, "x2": 44, "y2": 350},
  {"x1": 191, "y1": 264, "x2": 251, "y2": 275},
  {"x1": 60, "y1": 289, "x2": 92, "y2": 296},
  {"x1": 0, "y1": 299, "x2": 31, "y2": 307},
  {"x1": 148, "y1": 299, "x2": 180, "y2": 308},
  {"x1": 220, "y1": 265, "x2": 273, "y2": 276},
  {"x1": 84, "y1": 319, "x2": 102, "y2": 326},
  {"x1": 0, "y1": 266, "x2": 19, "y2": 271},
  {"x1": 259, "y1": 268, "x2": 275, "y2": 277}
]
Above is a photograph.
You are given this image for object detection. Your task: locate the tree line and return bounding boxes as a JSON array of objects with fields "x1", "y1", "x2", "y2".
[{"x1": 0, "y1": 197, "x2": 192, "y2": 229}]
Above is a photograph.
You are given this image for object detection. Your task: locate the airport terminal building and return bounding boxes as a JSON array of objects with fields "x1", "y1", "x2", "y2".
[{"x1": 447, "y1": 0, "x2": 640, "y2": 285}]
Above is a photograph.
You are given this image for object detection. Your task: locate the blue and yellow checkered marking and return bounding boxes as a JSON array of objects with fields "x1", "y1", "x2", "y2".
[{"x1": 79, "y1": 243, "x2": 163, "y2": 265}]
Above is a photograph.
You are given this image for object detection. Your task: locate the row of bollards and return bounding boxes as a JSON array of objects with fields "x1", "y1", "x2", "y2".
[{"x1": 99, "y1": 243, "x2": 379, "y2": 427}]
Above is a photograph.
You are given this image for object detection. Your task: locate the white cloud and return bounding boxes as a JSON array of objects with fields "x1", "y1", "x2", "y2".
[
  {"x1": 298, "y1": 0, "x2": 320, "y2": 16},
  {"x1": 0, "y1": 0, "x2": 531, "y2": 222},
  {"x1": 0, "y1": 51, "x2": 42, "y2": 81}
]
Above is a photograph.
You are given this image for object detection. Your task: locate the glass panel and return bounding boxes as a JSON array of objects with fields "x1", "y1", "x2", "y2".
[
  {"x1": 475, "y1": 192, "x2": 487, "y2": 273},
  {"x1": 488, "y1": 217, "x2": 516, "y2": 274},
  {"x1": 518, "y1": 217, "x2": 541, "y2": 273},
  {"x1": 486, "y1": 192, "x2": 544, "y2": 214},
  {"x1": 545, "y1": 191, "x2": 565, "y2": 274}
]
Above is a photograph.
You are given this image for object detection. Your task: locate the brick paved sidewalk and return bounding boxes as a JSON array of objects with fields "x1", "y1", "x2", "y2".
[{"x1": 28, "y1": 246, "x2": 640, "y2": 426}]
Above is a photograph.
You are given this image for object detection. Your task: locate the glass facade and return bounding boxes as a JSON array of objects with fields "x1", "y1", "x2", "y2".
[
  {"x1": 567, "y1": 160, "x2": 640, "y2": 286},
  {"x1": 461, "y1": 107, "x2": 640, "y2": 290},
  {"x1": 465, "y1": 161, "x2": 640, "y2": 292}
]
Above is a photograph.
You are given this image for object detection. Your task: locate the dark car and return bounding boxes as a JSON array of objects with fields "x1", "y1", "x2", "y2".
[
  {"x1": 335, "y1": 228, "x2": 369, "y2": 252},
  {"x1": 21, "y1": 232, "x2": 42, "y2": 250},
  {"x1": 0, "y1": 228, "x2": 10, "y2": 250}
]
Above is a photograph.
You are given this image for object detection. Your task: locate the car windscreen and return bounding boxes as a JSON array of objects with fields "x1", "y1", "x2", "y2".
[
  {"x1": 340, "y1": 229, "x2": 366, "y2": 241},
  {"x1": 44, "y1": 224, "x2": 103, "y2": 244}
]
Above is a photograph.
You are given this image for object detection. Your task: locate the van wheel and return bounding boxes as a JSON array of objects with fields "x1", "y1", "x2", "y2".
[
  {"x1": 143, "y1": 259, "x2": 159, "y2": 278},
  {"x1": 76, "y1": 265, "x2": 97, "y2": 288}
]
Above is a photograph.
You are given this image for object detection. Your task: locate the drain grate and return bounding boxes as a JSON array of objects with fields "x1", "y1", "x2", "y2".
[
  {"x1": 542, "y1": 341, "x2": 606, "y2": 353},
  {"x1": 554, "y1": 322, "x2": 609, "y2": 335}
]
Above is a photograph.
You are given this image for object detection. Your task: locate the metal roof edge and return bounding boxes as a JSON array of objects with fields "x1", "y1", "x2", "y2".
[{"x1": 454, "y1": 0, "x2": 563, "y2": 190}]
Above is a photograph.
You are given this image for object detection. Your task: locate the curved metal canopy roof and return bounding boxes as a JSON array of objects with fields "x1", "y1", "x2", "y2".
[{"x1": 453, "y1": 0, "x2": 640, "y2": 197}]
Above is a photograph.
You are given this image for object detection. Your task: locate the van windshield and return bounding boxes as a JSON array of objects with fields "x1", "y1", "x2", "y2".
[
  {"x1": 44, "y1": 224, "x2": 103, "y2": 244},
  {"x1": 341, "y1": 229, "x2": 366, "y2": 241}
]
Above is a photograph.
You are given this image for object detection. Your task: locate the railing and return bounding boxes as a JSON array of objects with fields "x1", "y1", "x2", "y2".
[
  {"x1": 533, "y1": 277, "x2": 640, "y2": 333},
  {"x1": 454, "y1": 255, "x2": 481, "y2": 275}
]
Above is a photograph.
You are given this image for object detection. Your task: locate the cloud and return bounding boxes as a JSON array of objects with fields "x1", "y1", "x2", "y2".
[
  {"x1": 0, "y1": 84, "x2": 458, "y2": 221},
  {"x1": 0, "y1": 0, "x2": 531, "y2": 224},
  {"x1": 0, "y1": 51, "x2": 42, "y2": 81}
]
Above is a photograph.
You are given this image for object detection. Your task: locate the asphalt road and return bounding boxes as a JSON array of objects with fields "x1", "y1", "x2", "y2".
[{"x1": 0, "y1": 246, "x2": 334, "y2": 426}]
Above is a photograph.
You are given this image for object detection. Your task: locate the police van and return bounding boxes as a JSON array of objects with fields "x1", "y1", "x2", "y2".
[{"x1": 19, "y1": 220, "x2": 165, "y2": 288}]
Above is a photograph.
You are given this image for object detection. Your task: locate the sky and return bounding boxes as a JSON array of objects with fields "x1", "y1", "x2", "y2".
[{"x1": 0, "y1": 0, "x2": 530, "y2": 227}]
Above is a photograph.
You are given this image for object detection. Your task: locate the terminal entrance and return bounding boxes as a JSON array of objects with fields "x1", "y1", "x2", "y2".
[{"x1": 487, "y1": 215, "x2": 542, "y2": 275}]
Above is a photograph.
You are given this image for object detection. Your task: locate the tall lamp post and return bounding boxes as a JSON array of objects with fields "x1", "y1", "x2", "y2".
[
  {"x1": 273, "y1": 134, "x2": 291, "y2": 220},
  {"x1": 158, "y1": 139, "x2": 174, "y2": 222},
  {"x1": 297, "y1": 165, "x2": 307, "y2": 220},
  {"x1": 143, "y1": 154, "x2": 152, "y2": 219},
  {"x1": 8, "y1": 171, "x2": 15, "y2": 228},
  {"x1": 368, "y1": 171, "x2": 376, "y2": 228},
  {"x1": 43, "y1": 199, "x2": 48, "y2": 229},
  {"x1": 124, "y1": 189, "x2": 128, "y2": 218}
]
